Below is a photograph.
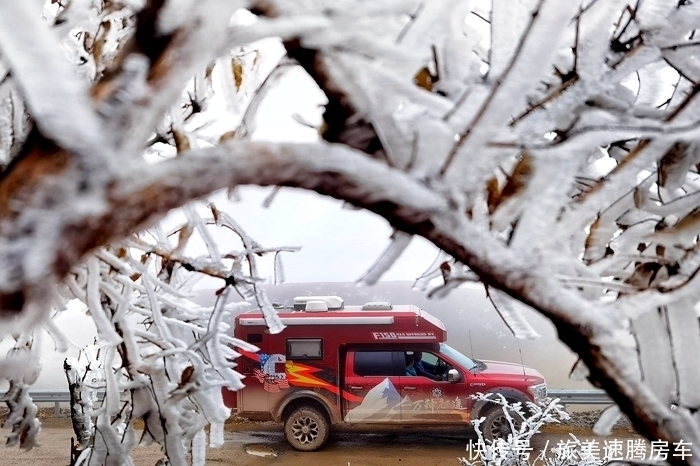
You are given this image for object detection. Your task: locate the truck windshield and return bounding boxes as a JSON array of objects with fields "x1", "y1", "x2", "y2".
[{"x1": 440, "y1": 343, "x2": 477, "y2": 371}]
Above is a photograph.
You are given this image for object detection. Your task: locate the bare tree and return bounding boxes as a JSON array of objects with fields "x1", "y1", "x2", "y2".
[{"x1": 3, "y1": 0, "x2": 700, "y2": 464}]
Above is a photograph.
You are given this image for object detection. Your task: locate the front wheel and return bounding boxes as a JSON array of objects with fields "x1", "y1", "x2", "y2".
[
  {"x1": 284, "y1": 406, "x2": 330, "y2": 451},
  {"x1": 482, "y1": 406, "x2": 522, "y2": 442}
]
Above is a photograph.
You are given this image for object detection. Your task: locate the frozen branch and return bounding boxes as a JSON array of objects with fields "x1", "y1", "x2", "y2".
[
  {"x1": 3, "y1": 1, "x2": 700, "y2": 464},
  {"x1": 0, "y1": 2, "x2": 108, "y2": 167}
]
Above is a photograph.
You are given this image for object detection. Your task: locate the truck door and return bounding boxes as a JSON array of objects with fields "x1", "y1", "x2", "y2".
[
  {"x1": 400, "y1": 351, "x2": 470, "y2": 424},
  {"x1": 238, "y1": 331, "x2": 270, "y2": 415},
  {"x1": 342, "y1": 350, "x2": 404, "y2": 423}
]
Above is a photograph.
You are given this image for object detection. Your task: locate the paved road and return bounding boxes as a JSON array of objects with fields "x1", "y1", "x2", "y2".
[{"x1": 3, "y1": 419, "x2": 642, "y2": 466}]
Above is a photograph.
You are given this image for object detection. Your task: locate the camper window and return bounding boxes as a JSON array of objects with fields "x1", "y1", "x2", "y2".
[{"x1": 286, "y1": 338, "x2": 323, "y2": 359}]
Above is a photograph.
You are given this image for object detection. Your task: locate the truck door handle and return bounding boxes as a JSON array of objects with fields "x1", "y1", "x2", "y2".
[
  {"x1": 349, "y1": 386, "x2": 363, "y2": 390},
  {"x1": 404, "y1": 386, "x2": 416, "y2": 390}
]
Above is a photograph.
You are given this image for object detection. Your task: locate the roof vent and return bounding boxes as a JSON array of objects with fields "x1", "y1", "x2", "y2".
[
  {"x1": 293, "y1": 296, "x2": 344, "y2": 311},
  {"x1": 362, "y1": 301, "x2": 393, "y2": 310}
]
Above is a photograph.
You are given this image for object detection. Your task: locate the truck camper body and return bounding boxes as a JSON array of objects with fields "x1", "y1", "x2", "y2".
[{"x1": 223, "y1": 296, "x2": 547, "y2": 451}]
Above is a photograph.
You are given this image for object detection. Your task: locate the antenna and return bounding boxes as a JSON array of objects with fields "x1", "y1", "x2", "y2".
[
  {"x1": 517, "y1": 339, "x2": 528, "y2": 381},
  {"x1": 468, "y1": 329, "x2": 475, "y2": 358}
]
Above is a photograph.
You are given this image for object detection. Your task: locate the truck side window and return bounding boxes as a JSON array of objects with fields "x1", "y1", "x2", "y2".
[
  {"x1": 420, "y1": 352, "x2": 440, "y2": 366},
  {"x1": 354, "y1": 351, "x2": 401, "y2": 376},
  {"x1": 287, "y1": 338, "x2": 323, "y2": 359}
]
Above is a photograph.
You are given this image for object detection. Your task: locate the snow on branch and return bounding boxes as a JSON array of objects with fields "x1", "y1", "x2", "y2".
[
  {"x1": 0, "y1": 2, "x2": 108, "y2": 166},
  {"x1": 53, "y1": 207, "x2": 275, "y2": 465},
  {"x1": 2, "y1": 333, "x2": 42, "y2": 451},
  {"x1": 4, "y1": 0, "x2": 700, "y2": 464}
]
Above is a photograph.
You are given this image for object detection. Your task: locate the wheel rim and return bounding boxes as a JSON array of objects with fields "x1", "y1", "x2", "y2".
[
  {"x1": 489, "y1": 414, "x2": 513, "y2": 439},
  {"x1": 291, "y1": 415, "x2": 320, "y2": 445}
]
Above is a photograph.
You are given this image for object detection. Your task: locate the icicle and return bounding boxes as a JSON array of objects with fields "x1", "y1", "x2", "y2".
[
  {"x1": 593, "y1": 404, "x2": 622, "y2": 435},
  {"x1": 428, "y1": 280, "x2": 465, "y2": 299},
  {"x1": 413, "y1": 250, "x2": 452, "y2": 291},
  {"x1": 273, "y1": 251, "x2": 285, "y2": 284},
  {"x1": 357, "y1": 230, "x2": 412, "y2": 286},
  {"x1": 209, "y1": 421, "x2": 224, "y2": 448},
  {"x1": 184, "y1": 203, "x2": 221, "y2": 263},
  {"x1": 568, "y1": 358, "x2": 589, "y2": 381},
  {"x1": 143, "y1": 274, "x2": 175, "y2": 343},
  {"x1": 205, "y1": 288, "x2": 249, "y2": 388},
  {"x1": 43, "y1": 317, "x2": 73, "y2": 352},
  {"x1": 191, "y1": 429, "x2": 206, "y2": 466},
  {"x1": 86, "y1": 257, "x2": 122, "y2": 345},
  {"x1": 262, "y1": 186, "x2": 282, "y2": 208},
  {"x1": 488, "y1": 289, "x2": 540, "y2": 339},
  {"x1": 256, "y1": 291, "x2": 284, "y2": 335},
  {"x1": 666, "y1": 298, "x2": 700, "y2": 407}
]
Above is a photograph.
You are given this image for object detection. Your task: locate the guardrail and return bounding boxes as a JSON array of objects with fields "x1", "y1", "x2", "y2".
[
  {"x1": 27, "y1": 389, "x2": 104, "y2": 417},
  {"x1": 25, "y1": 388, "x2": 613, "y2": 418},
  {"x1": 27, "y1": 389, "x2": 72, "y2": 417},
  {"x1": 547, "y1": 389, "x2": 612, "y2": 407}
]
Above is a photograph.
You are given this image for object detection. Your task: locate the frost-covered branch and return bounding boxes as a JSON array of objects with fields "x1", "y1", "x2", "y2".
[
  {"x1": 462, "y1": 394, "x2": 570, "y2": 466},
  {"x1": 4, "y1": 1, "x2": 700, "y2": 465},
  {"x1": 57, "y1": 210, "x2": 271, "y2": 465}
]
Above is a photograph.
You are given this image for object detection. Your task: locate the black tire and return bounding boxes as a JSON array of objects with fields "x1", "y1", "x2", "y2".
[
  {"x1": 284, "y1": 406, "x2": 330, "y2": 451},
  {"x1": 482, "y1": 406, "x2": 523, "y2": 442}
]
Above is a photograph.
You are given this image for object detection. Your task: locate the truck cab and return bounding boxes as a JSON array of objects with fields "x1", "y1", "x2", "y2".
[{"x1": 223, "y1": 296, "x2": 547, "y2": 451}]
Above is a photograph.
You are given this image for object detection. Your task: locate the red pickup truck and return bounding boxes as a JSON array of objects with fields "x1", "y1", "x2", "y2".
[{"x1": 223, "y1": 296, "x2": 547, "y2": 450}]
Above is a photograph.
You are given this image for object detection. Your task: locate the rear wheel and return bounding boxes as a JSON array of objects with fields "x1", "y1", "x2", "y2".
[
  {"x1": 482, "y1": 406, "x2": 522, "y2": 442},
  {"x1": 284, "y1": 406, "x2": 330, "y2": 451}
]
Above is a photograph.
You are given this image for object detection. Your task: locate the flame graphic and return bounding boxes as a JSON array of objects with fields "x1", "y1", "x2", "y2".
[
  {"x1": 285, "y1": 361, "x2": 363, "y2": 402},
  {"x1": 285, "y1": 361, "x2": 329, "y2": 388},
  {"x1": 239, "y1": 350, "x2": 362, "y2": 402},
  {"x1": 240, "y1": 348, "x2": 260, "y2": 362}
]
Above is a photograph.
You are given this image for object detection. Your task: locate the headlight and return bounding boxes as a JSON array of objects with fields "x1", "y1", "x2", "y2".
[{"x1": 528, "y1": 383, "x2": 547, "y2": 402}]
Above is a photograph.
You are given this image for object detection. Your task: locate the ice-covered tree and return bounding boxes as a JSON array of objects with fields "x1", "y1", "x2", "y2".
[{"x1": 2, "y1": 0, "x2": 700, "y2": 465}]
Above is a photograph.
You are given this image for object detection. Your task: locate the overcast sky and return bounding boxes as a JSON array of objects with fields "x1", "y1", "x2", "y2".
[{"x1": 215, "y1": 186, "x2": 440, "y2": 284}]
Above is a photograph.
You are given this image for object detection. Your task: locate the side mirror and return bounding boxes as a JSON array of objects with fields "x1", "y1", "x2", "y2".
[{"x1": 447, "y1": 369, "x2": 461, "y2": 383}]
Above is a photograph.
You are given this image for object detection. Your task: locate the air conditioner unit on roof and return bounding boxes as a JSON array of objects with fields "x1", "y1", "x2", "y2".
[
  {"x1": 293, "y1": 296, "x2": 344, "y2": 310},
  {"x1": 303, "y1": 300, "x2": 329, "y2": 312}
]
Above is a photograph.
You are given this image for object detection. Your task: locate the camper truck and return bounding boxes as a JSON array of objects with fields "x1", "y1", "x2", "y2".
[{"x1": 223, "y1": 296, "x2": 547, "y2": 451}]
